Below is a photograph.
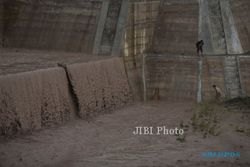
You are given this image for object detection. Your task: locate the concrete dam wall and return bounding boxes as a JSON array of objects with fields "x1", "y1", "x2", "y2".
[
  {"x1": 0, "y1": 57, "x2": 132, "y2": 136},
  {"x1": 1, "y1": 0, "x2": 250, "y2": 136},
  {"x1": 2, "y1": 0, "x2": 102, "y2": 53},
  {"x1": 152, "y1": 0, "x2": 199, "y2": 55},
  {"x1": 145, "y1": 55, "x2": 198, "y2": 101}
]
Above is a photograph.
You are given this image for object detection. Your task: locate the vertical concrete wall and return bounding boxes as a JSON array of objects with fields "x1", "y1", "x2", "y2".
[
  {"x1": 3, "y1": 0, "x2": 102, "y2": 53},
  {"x1": 145, "y1": 54, "x2": 250, "y2": 101},
  {"x1": 202, "y1": 57, "x2": 226, "y2": 100},
  {"x1": 239, "y1": 57, "x2": 250, "y2": 96},
  {"x1": 231, "y1": 0, "x2": 250, "y2": 53},
  {"x1": 123, "y1": 0, "x2": 160, "y2": 100},
  {"x1": 145, "y1": 55, "x2": 198, "y2": 101},
  {"x1": 123, "y1": 0, "x2": 160, "y2": 68},
  {"x1": 152, "y1": 0, "x2": 199, "y2": 55}
]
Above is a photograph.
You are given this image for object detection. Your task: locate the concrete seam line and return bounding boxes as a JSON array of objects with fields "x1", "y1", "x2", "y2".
[
  {"x1": 220, "y1": 0, "x2": 243, "y2": 54},
  {"x1": 111, "y1": 0, "x2": 129, "y2": 56},
  {"x1": 57, "y1": 63, "x2": 81, "y2": 118},
  {"x1": 122, "y1": 56, "x2": 135, "y2": 102},
  {"x1": 93, "y1": 0, "x2": 110, "y2": 55},
  {"x1": 236, "y1": 56, "x2": 245, "y2": 97},
  {"x1": 197, "y1": 57, "x2": 203, "y2": 103},
  {"x1": 142, "y1": 54, "x2": 147, "y2": 102}
]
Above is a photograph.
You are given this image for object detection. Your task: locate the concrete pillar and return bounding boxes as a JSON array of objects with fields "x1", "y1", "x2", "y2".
[
  {"x1": 111, "y1": 0, "x2": 128, "y2": 56},
  {"x1": 198, "y1": 0, "x2": 214, "y2": 54},
  {"x1": 93, "y1": 0, "x2": 110, "y2": 55},
  {"x1": 220, "y1": 0, "x2": 243, "y2": 54}
]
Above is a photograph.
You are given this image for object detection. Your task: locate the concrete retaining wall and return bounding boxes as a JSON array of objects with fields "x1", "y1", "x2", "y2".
[
  {"x1": 202, "y1": 57, "x2": 226, "y2": 100},
  {"x1": 145, "y1": 55, "x2": 250, "y2": 102}
]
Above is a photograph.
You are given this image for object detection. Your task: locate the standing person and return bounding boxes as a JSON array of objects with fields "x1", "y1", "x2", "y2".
[
  {"x1": 196, "y1": 40, "x2": 204, "y2": 55},
  {"x1": 213, "y1": 85, "x2": 225, "y2": 102}
]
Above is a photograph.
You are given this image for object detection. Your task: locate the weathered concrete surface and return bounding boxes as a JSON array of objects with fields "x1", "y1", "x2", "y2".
[
  {"x1": 223, "y1": 56, "x2": 242, "y2": 98},
  {"x1": 0, "y1": 102, "x2": 250, "y2": 167},
  {"x1": 99, "y1": 0, "x2": 122, "y2": 55},
  {"x1": 144, "y1": 54, "x2": 250, "y2": 101},
  {"x1": 152, "y1": 0, "x2": 199, "y2": 55},
  {"x1": 145, "y1": 55, "x2": 198, "y2": 101},
  {"x1": 0, "y1": 1, "x2": 3, "y2": 47},
  {"x1": 202, "y1": 56, "x2": 226, "y2": 100},
  {"x1": 220, "y1": 0, "x2": 243, "y2": 54},
  {"x1": 93, "y1": 0, "x2": 110, "y2": 55},
  {"x1": 111, "y1": 0, "x2": 129, "y2": 56},
  {"x1": 0, "y1": 68, "x2": 76, "y2": 136},
  {"x1": 123, "y1": 0, "x2": 161, "y2": 100},
  {"x1": 239, "y1": 56, "x2": 250, "y2": 96},
  {"x1": 200, "y1": 0, "x2": 227, "y2": 54},
  {"x1": 231, "y1": 0, "x2": 250, "y2": 53},
  {"x1": 199, "y1": 0, "x2": 244, "y2": 55},
  {"x1": 3, "y1": 0, "x2": 102, "y2": 53},
  {"x1": 198, "y1": 0, "x2": 214, "y2": 54},
  {"x1": 66, "y1": 58, "x2": 133, "y2": 118},
  {"x1": 123, "y1": 0, "x2": 160, "y2": 62}
]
